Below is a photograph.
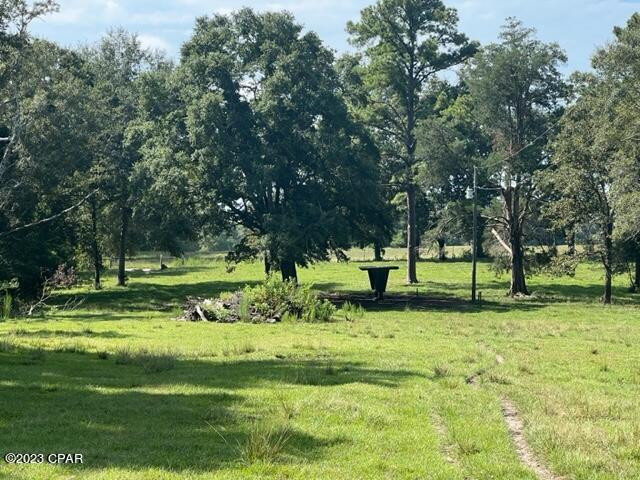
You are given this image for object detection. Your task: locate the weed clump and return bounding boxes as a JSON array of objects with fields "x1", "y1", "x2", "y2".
[
  {"x1": 1, "y1": 291, "x2": 12, "y2": 320},
  {"x1": 340, "y1": 301, "x2": 365, "y2": 322},
  {"x1": 239, "y1": 420, "x2": 292, "y2": 464},
  {"x1": 222, "y1": 341, "x2": 256, "y2": 357},
  {"x1": 433, "y1": 364, "x2": 452, "y2": 379}
]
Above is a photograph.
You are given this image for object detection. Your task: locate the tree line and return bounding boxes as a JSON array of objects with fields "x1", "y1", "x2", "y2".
[{"x1": 1, "y1": 0, "x2": 639, "y2": 304}]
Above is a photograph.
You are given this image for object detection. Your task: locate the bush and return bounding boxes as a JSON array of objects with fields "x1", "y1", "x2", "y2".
[
  {"x1": 248, "y1": 277, "x2": 335, "y2": 323},
  {"x1": 49, "y1": 264, "x2": 77, "y2": 289}
]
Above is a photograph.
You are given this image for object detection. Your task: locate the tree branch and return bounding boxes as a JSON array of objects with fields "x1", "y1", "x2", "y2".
[{"x1": 491, "y1": 228, "x2": 512, "y2": 255}]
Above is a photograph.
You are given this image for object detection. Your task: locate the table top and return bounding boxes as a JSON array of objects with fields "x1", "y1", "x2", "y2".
[{"x1": 359, "y1": 266, "x2": 400, "y2": 271}]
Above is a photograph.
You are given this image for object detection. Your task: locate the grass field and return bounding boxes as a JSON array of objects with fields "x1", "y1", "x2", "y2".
[{"x1": 1, "y1": 253, "x2": 639, "y2": 479}]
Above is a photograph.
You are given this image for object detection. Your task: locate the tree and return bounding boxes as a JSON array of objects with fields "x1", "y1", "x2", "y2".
[
  {"x1": 347, "y1": 0, "x2": 477, "y2": 283},
  {"x1": 463, "y1": 18, "x2": 567, "y2": 296},
  {"x1": 592, "y1": 14, "x2": 640, "y2": 241},
  {"x1": 181, "y1": 9, "x2": 387, "y2": 281},
  {"x1": 546, "y1": 74, "x2": 616, "y2": 303},
  {"x1": 84, "y1": 30, "x2": 155, "y2": 287},
  {"x1": 416, "y1": 84, "x2": 492, "y2": 260},
  {"x1": 126, "y1": 62, "x2": 199, "y2": 258},
  {"x1": 1, "y1": 1, "x2": 58, "y2": 179},
  {"x1": 335, "y1": 53, "x2": 395, "y2": 261},
  {"x1": 0, "y1": 31, "x2": 99, "y2": 294},
  {"x1": 591, "y1": 14, "x2": 640, "y2": 291}
]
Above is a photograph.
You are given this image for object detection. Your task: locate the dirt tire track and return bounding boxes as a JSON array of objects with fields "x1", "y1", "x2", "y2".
[
  {"x1": 431, "y1": 413, "x2": 461, "y2": 468},
  {"x1": 501, "y1": 398, "x2": 559, "y2": 480}
]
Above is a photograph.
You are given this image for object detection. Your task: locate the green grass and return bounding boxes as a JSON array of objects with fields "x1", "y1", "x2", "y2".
[{"x1": 0, "y1": 254, "x2": 639, "y2": 479}]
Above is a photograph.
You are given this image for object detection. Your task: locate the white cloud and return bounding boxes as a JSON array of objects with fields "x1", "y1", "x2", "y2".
[
  {"x1": 103, "y1": 0, "x2": 122, "y2": 17},
  {"x1": 138, "y1": 33, "x2": 171, "y2": 52},
  {"x1": 44, "y1": 0, "x2": 124, "y2": 24}
]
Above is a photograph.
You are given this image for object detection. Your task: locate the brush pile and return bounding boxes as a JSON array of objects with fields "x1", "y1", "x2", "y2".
[{"x1": 179, "y1": 277, "x2": 336, "y2": 324}]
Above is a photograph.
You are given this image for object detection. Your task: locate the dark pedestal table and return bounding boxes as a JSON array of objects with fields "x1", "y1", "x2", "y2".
[{"x1": 359, "y1": 266, "x2": 399, "y2": 301}]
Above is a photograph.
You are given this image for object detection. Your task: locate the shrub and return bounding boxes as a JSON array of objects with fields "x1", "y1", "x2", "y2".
[
  {"x1": 50, "y1": 264, "x2": 77, "y2": 289},
  {"x1": 250, "y1": 276, "x2": 299, "y2": 321},
  {"x1": 249, "y1": 277, "x2": 335, "y2": 323}
]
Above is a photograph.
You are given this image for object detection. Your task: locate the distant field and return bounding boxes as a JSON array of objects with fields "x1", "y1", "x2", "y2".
[
  {"x1": 0, "y1": 255, "x2": 638, "y2": 479},
  {"x1": 122, "y1": 244, "x2": 587, "y2": 267}
]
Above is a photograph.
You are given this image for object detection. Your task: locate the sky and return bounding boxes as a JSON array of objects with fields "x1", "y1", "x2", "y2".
[{"x1": 30, "y1": 0, "x2": 640, "y2": 72}]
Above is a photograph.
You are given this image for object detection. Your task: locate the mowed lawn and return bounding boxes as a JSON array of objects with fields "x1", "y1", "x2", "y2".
[{"x1": 1, "y1": 254, "x2": 639, "y2": 479}]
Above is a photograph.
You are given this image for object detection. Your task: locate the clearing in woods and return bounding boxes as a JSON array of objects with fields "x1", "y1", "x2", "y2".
[{"x1": 0, "y1": 253, "x2": 639, "y2": 479}]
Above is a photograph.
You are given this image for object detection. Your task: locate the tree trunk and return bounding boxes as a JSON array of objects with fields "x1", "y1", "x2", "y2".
[
  {"x1": 505, "y1": 186, "x2": 528, "y2": 296},
  {"x1": 264, "y1": 257, "x2": 271, "y2": 275},
  {"x1": 116, "y1": 206, "x2": 130, "y2": 287},
  {"x1": 406, "y1": 185, "x2": 418, "y2": 284},
  {"x1": 566, "y1": 229, "x2": 576, "y2": 256},
  {"x1": 602, "y1": 222, "x2": 613, "y2": 304},
  {"x1": 280, "y1": 259, "x2": 297, "y2": 283},
  {"x1": 510, "y1": 231, "x2": 528, "y2": 296},
  {"x1": 374, "y1": 242, "x2": 383, "y2": 262},
  {"x1": 90, "y1": 199, "x2": 102, "y2": 290},
  {"x1": 436, "y1": 237, "x2": 446, "y2": 262},
  {"x1": 634, "y1": 247, "x2": 640, "y2": 293},
  {"x1": 264, "y1": 250, "x2": 272, "y2": 276}
]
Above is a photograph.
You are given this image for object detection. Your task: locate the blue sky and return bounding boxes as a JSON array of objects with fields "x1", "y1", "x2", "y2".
[{"x1": 30, "y1": 0, "x2": 640, "y2": 72}]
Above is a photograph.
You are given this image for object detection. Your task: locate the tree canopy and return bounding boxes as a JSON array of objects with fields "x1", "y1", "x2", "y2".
[{"x1": 180, "y1": 9, "x2": 388, "y2": 280}]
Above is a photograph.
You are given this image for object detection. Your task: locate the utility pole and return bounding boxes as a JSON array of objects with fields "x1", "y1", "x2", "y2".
[{"x1": 471, "y1": 166, "x2": 478, "y2": 303}]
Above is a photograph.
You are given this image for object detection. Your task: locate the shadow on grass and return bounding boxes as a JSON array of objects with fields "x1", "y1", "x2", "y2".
[
  {"x1": 124, "y1": 266, "x2": 211, "y2": 278},
  {"x1": 55, "y1": 267, "x2": 638, "y2": 320},
  {"x1": 320, "y1": 290, "x2": 544, "y2": 313},
  {"x1": 54, "y1": 279, "x2": 261, "y2": 313},
  {"x1": 348, "y1": 257, "x2": 473, "y2": 264},
  {"x1": 1, "y1": 329, "x2": 131, "y2": 339},
  {"x1": 528, "y1": 282, "x2": 638, "y2": 304},
  {"x1": 0, "y1": 346, "x2": 417, "y2": 472}
]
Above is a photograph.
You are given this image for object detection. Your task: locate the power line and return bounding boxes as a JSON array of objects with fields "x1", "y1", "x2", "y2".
[{"x1": 0, "y1": 189, "x2": 99, "y2": 239}]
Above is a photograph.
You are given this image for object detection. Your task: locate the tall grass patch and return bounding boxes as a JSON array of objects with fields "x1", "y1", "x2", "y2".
[
  {"x1": 114, "y1": 346, "x2": 177, "y2": 373},
  {"x1": 239, "y1": 419, "x2": 293, "y2": 465}
]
